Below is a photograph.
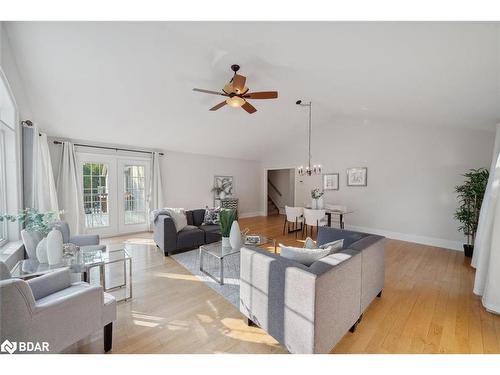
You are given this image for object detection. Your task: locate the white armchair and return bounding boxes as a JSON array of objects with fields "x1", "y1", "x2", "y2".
[
  {"x1": 303, "y1": 208, "x2": 328, "y2": 238},
  {"x1": 0, "y1": 268, "x2": 116, "y2": 353},
  {"x1": 283, "y1": 206, "x2": 304, "y2": 238}
]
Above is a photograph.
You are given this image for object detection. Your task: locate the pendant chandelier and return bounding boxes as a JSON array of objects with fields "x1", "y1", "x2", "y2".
[{"x1": 296, "y1": 100, "x2": 321, "y2": 176}]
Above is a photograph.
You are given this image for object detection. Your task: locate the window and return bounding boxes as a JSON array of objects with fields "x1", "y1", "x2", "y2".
[
  {"x1": 83, "y1": 162, "x2": 110, "y2": 228},
  {"x1": 0, "y1": 67, "x2": 18, "y2": 247}
]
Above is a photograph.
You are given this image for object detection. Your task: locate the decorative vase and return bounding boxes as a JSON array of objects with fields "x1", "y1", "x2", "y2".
[
  {"x1": 229, "y1": 221, "x2": 242, "y2": 250},
  {"x1": 222, "y1": 236, "x2": 231, "y2": 248},
  {"x1": 36, "y1": 237, "x2": 49, "y2": 263},
  {"x1": 316, "y1": 197, "x2": 324, "y2": 209},
  {"x1": 46, "y1": 228, "x2": 64, "y2": 265},
  {"x1": 219, "y1": 191, "x2": 226, "y2": 200},
  {"x1": 311, "y1": 198, "x2": 317, "y2": 210},
  {"x1": 21, "y1": 230, "x2": 43, "y2": 259}
]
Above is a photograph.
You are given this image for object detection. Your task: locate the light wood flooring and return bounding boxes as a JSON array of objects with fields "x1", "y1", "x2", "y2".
[{"x1": 66, "y1": 215, "x2": 500, "y2": 354}]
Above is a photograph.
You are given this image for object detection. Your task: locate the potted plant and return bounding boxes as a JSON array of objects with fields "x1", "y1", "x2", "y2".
[
  {"x1": 311, "y1": 188, "x2": 324, "y2": 209},
  {"x1": 219, "y1": 209, "x2": 237, "y2": 247},
  {"x1": 454, "y1": 168, "x2": 489, "y2": 258},
  {"x1": 0, "y1": 208, "x2": 60, "y2": 259}
]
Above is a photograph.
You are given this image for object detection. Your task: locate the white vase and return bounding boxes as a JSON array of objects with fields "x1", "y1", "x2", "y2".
[
  {"x1": 221, "y1": 236, "x2": 231, "y2": 248},
  {"x1": 311, "y1": 198, "x2": 317, "y2": 209},
  {"x1": 36, "y1": 237, "x2": 49, "y2": 263},
  {"x1": 219, "y1": 191, "x2": 226, "y2": 199},
  {"x1": 21, "y1": 230, "x2": 43, "y2": 259},
  {"x1": 229, "y1": 221, "x2": 242, "y2": 250},
  {"x1": 316, "y1": 197, "x2": 324, "y2": 209},
  {"x1": 46, "y1": 228, "x2": 64, "y2": 265}
]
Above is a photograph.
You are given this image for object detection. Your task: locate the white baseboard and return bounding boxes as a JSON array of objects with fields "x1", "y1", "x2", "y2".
[
  {"x1": 239, "y1": 211, "x2": 266, "y2": 218},
  {"x1": 344, "y1": 224, "x2": 463, "y2": 251}
]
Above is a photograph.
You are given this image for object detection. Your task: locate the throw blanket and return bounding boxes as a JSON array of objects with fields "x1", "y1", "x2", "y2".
[{"x1": 150, "y1": 208, "x2": 188, "y2": 232}]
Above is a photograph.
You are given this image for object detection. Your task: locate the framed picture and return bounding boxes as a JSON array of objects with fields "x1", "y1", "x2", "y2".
[
  {"x1": 323, "y1": 173, "x2": 339, "y2": 190},
  {"x1": 214, "y1": 175, "x2": 233, "y2": 198},
  {"x1": 347, "y1": 167, "x2": 367, "y2": 186}
]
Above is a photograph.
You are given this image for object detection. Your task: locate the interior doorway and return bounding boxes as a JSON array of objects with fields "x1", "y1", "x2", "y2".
[{"x1": 266, "y1": 168, "x2": 295, "y2": 216}]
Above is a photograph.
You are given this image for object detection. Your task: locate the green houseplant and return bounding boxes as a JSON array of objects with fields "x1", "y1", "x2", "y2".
[
  {"x1": 454, "y1": 168, "x2": 489, "y2": 257},
  {"x1": 219, "y1": 209, "x2": 237, "y2": 247}
]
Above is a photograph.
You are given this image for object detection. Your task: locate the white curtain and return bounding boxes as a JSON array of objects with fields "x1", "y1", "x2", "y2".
[
  {"x1": 22, "y1": 125, "x2": 59, "y2": 212},
  {"x1": 56, "y1": 142, "x2": 84, "y2": 235},
  {"x1": 148, "y1": 152, "x2": 165, "y2": 230},
  {"x1": 35, "y1": 132, "x2": 59, "y2": 212},
  {"x1": 472, "y1": 123, "x2": 500, "y2": 314}
]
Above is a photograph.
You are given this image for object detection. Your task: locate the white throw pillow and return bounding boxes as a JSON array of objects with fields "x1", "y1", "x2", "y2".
[
  {"x1": 319, "y1": 239, "x2": 344, "y2": 253},
  {"x1": 303, "y1": 237, "x2": 316, "y2": 249},
  {"x1": 279, "y1": 244, "x2": 333, "y2": 266},
  {"x1": 165, "y1": 208, "x2": 188, "y2": 232}
]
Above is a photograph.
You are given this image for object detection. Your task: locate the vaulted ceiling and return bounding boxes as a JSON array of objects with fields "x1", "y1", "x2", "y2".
[{"x1": 4, "y1": 22, "x2": 500, "y2": 160}]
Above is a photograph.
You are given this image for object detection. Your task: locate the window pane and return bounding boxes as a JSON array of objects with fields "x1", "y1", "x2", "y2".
[
  {"x1": 123, "y1": 165, "x2": 146, "y2": 225},
  {"x1": 83, "y1": 163, "x2": 109, "y2": 228}
]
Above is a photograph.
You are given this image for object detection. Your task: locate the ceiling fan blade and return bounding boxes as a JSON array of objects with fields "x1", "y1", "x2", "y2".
[
  {"x1": 232, "y1": 74, "x2": 246, "y2": 92},
  {"x1": 193, "y1": 88, "x2": 227, "y2": 96},
  {"x1": 241, "y1": 101, "x2": 257, "y2": 114},
  {"x1": 209, "y1": 101, "x2": 227, "y2": 111},
  {"x1": 243, "y1": 91, "x2": 278, "y2": 99}
]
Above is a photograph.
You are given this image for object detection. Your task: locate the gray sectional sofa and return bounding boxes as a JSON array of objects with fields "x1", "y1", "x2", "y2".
[
  {"x1": 153, "y1": 209, "x2": 221, "y2": 255},
  {"x1": 239, "y1": 226, "x2": 385, "y2": 354}
]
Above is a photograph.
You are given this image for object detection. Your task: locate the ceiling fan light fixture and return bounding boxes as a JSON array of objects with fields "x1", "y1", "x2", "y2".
[{"x1": 226, "y1": 96, "x2": 245, "y2": 108}]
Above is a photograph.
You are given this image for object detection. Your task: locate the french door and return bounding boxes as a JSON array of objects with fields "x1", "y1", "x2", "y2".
[{"x1": 78, "y1": 153, "x2": 150, "y2": 237}]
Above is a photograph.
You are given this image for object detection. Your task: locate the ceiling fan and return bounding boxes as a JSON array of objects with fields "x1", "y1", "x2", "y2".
[{"x1": 193, "y1": 64, "x2": 278, "y2": 114}]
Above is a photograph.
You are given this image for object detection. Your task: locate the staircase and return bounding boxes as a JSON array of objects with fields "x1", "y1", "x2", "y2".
[{"x1": 267, "y1": 196, "x2": 280, "y2": 216}]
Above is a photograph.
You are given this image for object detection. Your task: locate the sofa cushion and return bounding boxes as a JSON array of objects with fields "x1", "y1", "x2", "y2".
[
  {"x1": 177, "y1": 226, "x2": 205, "y2": 250},
  {"x1": 279, "y1": 244, "x2": 333, "y2": 267},
  {"x1": 319, "y1": 239, "x2": 344, "y2": 252},
  {"x1": 191, "y1": 209, "x2": 206, "y2": 227},
  {"x1": 199, "y1": 224, "x2": 221, "y2": 244},
  {"x1": 185, "y1": 210, "x2": 194, "y2": 226}
]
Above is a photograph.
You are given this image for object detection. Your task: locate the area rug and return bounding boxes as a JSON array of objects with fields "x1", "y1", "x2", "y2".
[{"x1": 171, "y1": 248, "x2": 240, "y2": 307}]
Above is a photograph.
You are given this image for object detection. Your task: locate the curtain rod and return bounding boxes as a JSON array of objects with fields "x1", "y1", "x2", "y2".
[{"x1": 52, "y1": 140, "x2": 164, "y2": 156}]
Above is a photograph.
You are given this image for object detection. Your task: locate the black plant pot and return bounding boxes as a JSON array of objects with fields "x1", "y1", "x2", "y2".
[{"x1": 463, "y1": 244, "x2": 474, "y2": 258}]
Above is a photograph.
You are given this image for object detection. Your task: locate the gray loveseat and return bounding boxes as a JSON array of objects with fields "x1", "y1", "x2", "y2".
[
  {"x1": 239, "y1": 226, "x2": 385, "y2": 354},
  {"x1": 153, "y1": 209, "x2": 221, "y2": 256}
]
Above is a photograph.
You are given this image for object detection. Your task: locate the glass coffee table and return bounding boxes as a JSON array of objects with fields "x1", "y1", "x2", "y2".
[
  {"x1": 199, "y1": 235, "x2": 275, "y2": 285},
  {"x1": 11, "y1": 243, "x2": 132, "y2": 301}
]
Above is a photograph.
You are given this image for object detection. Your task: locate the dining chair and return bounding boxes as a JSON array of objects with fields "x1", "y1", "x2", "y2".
[
  {"x1": 303, "y1": 208, "x2": 328, "y2": 238},
  {"x1": 284, "y1": 206, "x2": 304, "y2": 238}
]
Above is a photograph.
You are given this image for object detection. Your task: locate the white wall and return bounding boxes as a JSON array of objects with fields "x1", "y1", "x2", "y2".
[
  {"x1": 267, "y1": 168, "x2": 295, "y2": 214},
  {"x1": 48, "y1": 139, "x2": 264, "y2": 221},
  {"x1": 263, "y1": 121, "x2": 495, "y2": 250},
  {"x1": 160, "y1": 150, "x2": 263, "y2": 217}
]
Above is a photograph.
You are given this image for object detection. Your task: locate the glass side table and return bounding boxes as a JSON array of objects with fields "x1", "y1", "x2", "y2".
[
  {"x1": 199, "y1": 241, "x2": 240, "y2": 285},
  {"x1": 11, "y1": 244, "x2": 132, "y2": 301}
]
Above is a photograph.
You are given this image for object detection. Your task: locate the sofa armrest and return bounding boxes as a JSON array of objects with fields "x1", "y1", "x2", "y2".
[
  {"x1": 34, "y1": 283, "x2": 103, "y2": 314},
  {"x1": 70, "y1": 234, "x2": 100, "y2": 247},
  {"x1": 27, "y1": 268, "x2": 72, "y2": 300},
  {"x1": 239, "y1": 246, "x2": 317, "y2": 353},
  {"x1": 153, "y1": 215, "x2": 177, "y2": 252}
]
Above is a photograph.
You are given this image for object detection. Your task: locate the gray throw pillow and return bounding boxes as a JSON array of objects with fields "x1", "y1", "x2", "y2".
[{"x1": 319, "y1": 239, "x2": 344, "y2": 253}]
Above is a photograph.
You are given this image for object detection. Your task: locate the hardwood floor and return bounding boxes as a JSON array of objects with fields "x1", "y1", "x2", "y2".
[{"x1": 66, "y1": 215, "x2": 500, "y2": 354}]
